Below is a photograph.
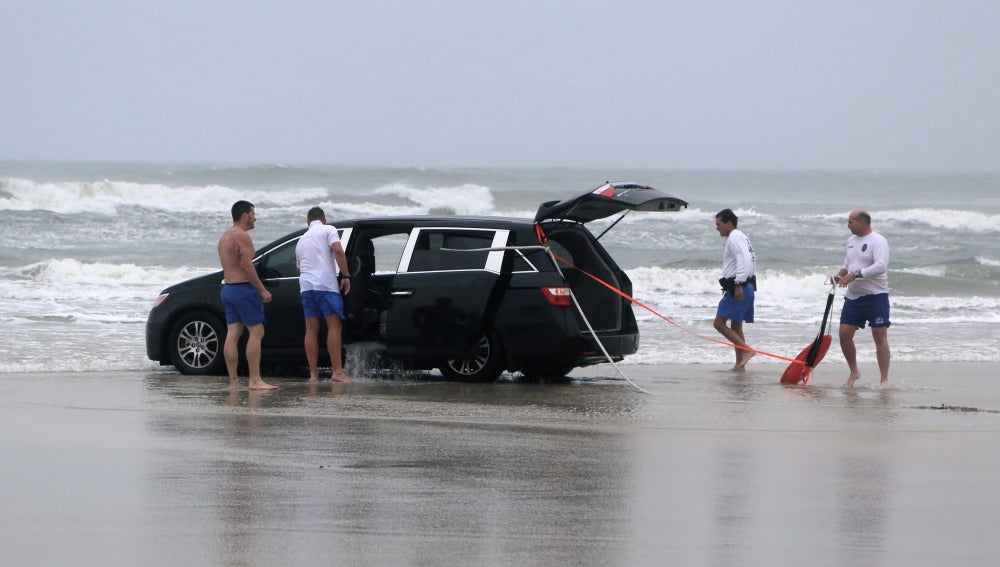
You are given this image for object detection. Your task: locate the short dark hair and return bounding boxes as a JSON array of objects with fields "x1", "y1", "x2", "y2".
[
  {"x1": 716, "y1": 208, "x2": 738, "y2": 227},
  {"x1": 856, "y1": 211, "x2": 872, "y2": 225},
  {"x1": 307, "y1": 206, "x2": 326, "y2": 223},
  {"x1": 231, "y1": 200, "x2": 254, "y2": 222}
]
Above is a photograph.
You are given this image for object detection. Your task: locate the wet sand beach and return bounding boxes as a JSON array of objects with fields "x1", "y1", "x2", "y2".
[{"x1": 1, "y1": 362, "x2": 998, "y2": 566}]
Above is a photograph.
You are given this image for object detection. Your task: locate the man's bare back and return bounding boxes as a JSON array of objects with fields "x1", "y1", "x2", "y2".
[
  {"x1": 218, "y1": 202, "x2": 276, "y2": 391},
  {"x1": 218, "y1": 226, "x2": 257, "y2": 285}
]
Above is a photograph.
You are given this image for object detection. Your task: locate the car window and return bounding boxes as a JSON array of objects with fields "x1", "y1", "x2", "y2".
[
  {"x1": 406, "y1": 229, "x2": 497, "y2": 272},
  {"x1": 370, "y1": 232, "x2": 409, "y2": 274},
  {"x1": 545, "y1": 239, "x2": 573, "y2": 266},
  {"x1": 511, "y1": 249, "x2": 541, "y2": 272},
  {"x1": 258, "y1": 239, "x2": 299, "y2": 279}
]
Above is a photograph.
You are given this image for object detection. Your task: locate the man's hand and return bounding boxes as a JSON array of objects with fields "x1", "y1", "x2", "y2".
[
  {"x1": 834, "y1": 272, "x2": 855, "y2": 287},
  {"x1": 260, "y1": 289, "x2": 272, "y2": 303}
]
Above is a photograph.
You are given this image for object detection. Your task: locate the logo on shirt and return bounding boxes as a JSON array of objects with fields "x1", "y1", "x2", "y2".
[{"x1": 862, "y1": 243, "x2": 868, "y2": 252}]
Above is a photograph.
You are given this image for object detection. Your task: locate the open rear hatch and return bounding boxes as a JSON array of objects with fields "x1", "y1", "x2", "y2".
[
  {"x1": 534, "y1": 182, "x2": 688, "y2": 224},
  {"x1": 532, "y1": 182, "x2": 688, "y2": 341}
]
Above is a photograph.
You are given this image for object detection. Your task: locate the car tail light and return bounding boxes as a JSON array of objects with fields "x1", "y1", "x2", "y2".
[
  {"x1": 540, "y1": 286, "x2": 572, "y2": 307},
  {"x1": 153, "y1": 293, "x2": 169, "y2": 307}
]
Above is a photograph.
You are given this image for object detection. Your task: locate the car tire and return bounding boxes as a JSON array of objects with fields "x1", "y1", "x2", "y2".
[
  {"x1": 168, "y1": 310, "x2": 227, "y2": 375},
  {"x1": 439, "y1": 330, "x2": 504, "y2": 382}
]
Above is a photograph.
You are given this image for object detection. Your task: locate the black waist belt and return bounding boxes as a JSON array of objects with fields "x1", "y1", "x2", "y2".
[{"x1": 719, "y1": 275, "x2": 757, "y2": 293}]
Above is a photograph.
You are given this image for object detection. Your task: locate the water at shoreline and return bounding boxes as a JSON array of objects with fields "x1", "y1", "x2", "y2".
[{"x1": 2, "y1": 163, "x2": 997, "y2": 372}]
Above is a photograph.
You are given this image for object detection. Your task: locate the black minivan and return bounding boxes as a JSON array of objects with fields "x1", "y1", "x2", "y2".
[{"x1": 146, "y1": 183, "x2": 687, "y2": 381}]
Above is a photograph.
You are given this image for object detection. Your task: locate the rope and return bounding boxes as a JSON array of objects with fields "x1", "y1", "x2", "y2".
[
  {"x1": 543, "y1": 249, "x2": 654, "y2": 394},
  {"x1": 448, "y1": 224, "x2": 803, "y2": 393},
  {"x1": 442, "y1": 242, "x2": 650, "y2": 393},
  {"x1": 548, "y1": 251, "x2": 800, "y2": 364}
]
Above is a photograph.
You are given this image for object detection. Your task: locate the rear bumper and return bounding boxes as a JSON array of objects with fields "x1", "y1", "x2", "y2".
[
  {"x1": 563, "y1": 331, "x2": 638, "y2": 369},
  {"x1": 498, "y1": 320, "x2": 638, "y2": 368},
  {"x1": 581, "y1": 331, "x2": 639, "y2": 358}
]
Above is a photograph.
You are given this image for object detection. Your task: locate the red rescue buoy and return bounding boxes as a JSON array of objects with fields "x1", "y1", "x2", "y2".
[
  {"x1": 780, "y1": 335, "x2": 832, "y2": 384},
  {"x1": 780, "y1": 285, "x2": 837, "y2": 385}
]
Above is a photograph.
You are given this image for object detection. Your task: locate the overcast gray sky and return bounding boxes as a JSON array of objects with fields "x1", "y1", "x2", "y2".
[{"x1": 2, "y1": 1, "x2": 999, "y2": 171}]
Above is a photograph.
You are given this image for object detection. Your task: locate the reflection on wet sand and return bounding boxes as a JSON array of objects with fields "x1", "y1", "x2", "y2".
[
  {"x1": 221, "y1": 389, "x2": 265, "y2": 567},
  {"x1": 837, "y1": 453, "x2": 890, "y2": 566},
  {"x1": 2, "y1": 364, "x2": 994, "y2": 566},
  {"x1": 711, "y1": 447, "x2": 752, "y2": 567}
]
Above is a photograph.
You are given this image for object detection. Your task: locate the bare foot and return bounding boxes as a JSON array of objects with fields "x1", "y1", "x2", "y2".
[
  {"x1": 249, "y1": 379, "x2": 279, "y2": 390},
  {"x1": 331, "y1": 370, "x2": 352, "y2": 383},
  {"x1": 307, "y1": 375, "x2": 319, "y2": 383},
  {"x1": 843, "y1": 372, "x2": 861, "y2": 388},
  {"x1": 732, "y1": 350, "x2": 756, "y2": 371},
  {"x1": 229, "y1": 380, "x2": 241, "y2": 390},
  {"x1": 879, "y1": 381, "x2": 892, "y2": 390}
]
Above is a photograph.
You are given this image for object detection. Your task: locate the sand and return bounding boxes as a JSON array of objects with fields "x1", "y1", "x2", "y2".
[{"x1": 1, "y1": 362, "x2": 998, "y2": 566}]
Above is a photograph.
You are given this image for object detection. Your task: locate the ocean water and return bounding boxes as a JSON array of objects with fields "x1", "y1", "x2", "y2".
[{"x1": 1, "y1": 162, "x2": 997, "y2": 373}]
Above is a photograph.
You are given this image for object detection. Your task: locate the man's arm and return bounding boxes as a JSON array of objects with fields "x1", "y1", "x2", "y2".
[
  {"x1": 860, "y1": 236, "x2": 889, "y2": 279},
  {"x1": 730, "y1": 237, "x2": 754, "y2": 284},
  {"x1": 332, "y1": 241, "x2": 351, "y2": 295},
  {"x1": 236, "y1": 233, "x2": 272, "y2": 302}
]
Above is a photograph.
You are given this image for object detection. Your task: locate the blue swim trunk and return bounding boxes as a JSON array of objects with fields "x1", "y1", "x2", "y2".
[
  {"x1": 716, "y1": 284, "x2": 755, "y2": 323},
  {"x1": 840, "y1": 293, "x2": 891, "y2": 329},
  {"x1": 301, "y1": 290, "x2": 345, "y2": 320},
  {"x1": 221, "y1": 283, "x2": 265, "y2": 327}
]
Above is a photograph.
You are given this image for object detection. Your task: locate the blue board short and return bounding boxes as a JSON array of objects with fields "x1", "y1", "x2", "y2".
[
  {"x1": 840, "y1": 293, "x2": 891, "y2": 329},
  {"x1": 221, "y1": 283, "x2": 265, "y2": 327},
  {"x1": 301, "y1": 290, "x2": 345, "y2": 321},
  {"x1": 716, "y1": 284, "x2": 755, "y2": 324}
]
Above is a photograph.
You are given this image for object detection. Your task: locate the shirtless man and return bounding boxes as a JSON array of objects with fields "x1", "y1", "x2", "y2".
[{"x1": 217, "y1": 200, "x2": 278, "y2": 390}]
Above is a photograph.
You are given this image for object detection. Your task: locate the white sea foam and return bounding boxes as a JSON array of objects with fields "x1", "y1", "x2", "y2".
[
  {"x1": 977, "y1": 256, "x2": 1000, "y2": 267},
  {"x1": 0, "y1": 259, "x2": 213, "y2": 373},
  {"x1": 9, "y1": 258, "x2": 210, "y2": 286},
  {"x1": 0, "y1": 260, "x2": 211, "y2": 327},
  {"x1": 373, "y1": 183, "x2": 496, "y2": 215},
  {"x1": 626, "y1": 207, "x2": 731, "y2": 224},
  {"x1": 628, "y1": 265, "x2": 1000, "y2": 328},
  {"x1": 0, "y1": 177, "x2": 328, "y2": 215},
  {"x1": 811, "y1": 208, "x2": 999, "y2": 233},
  {"x1": 238, "y1": 183, "x2": 505, "y2": 219},
  {"x1": 883, "y1": 208, "x2": 1000, "y2": 233},
  {"x1": 896, "y1": 266, "x2": 949, "y2": 277},
  {"x1": 629, "y1": 266, "x2": 842, "y2": 304}
]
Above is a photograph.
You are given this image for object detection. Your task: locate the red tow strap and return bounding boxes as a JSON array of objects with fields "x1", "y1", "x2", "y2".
[{"x1": 535, "y1": 223, "x2": 798, "y2": 365}]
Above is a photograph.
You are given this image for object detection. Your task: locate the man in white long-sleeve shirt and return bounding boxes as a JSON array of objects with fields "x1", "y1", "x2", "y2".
[
  {"x1": 714, "y1": 208, "x2": 757, "y2": 371},
  {"x1": 832, "y1": 209, "x2": 891, "y2": 388}
]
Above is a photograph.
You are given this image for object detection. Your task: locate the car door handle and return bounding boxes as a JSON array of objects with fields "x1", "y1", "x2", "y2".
[{"x1": 390, "y1": 290, "x2": 414, "y2": 297}]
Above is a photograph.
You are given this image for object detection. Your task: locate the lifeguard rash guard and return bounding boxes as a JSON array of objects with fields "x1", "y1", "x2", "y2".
[
  {"x1": 722, "y1": 228, "x2": 756, "y2": 285},
  {"x1": 295, "y1": 220, "x2": 343, "y2": 293},
  {"x1": 842, "y1": 231, "x2": 889, "y2": 300}
]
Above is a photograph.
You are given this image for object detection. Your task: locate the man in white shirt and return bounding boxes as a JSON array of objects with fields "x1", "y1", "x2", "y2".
[
  {"x1": 832, "y1": 209, "x2": 891, "y2": 388},
  {"x1": 714, "y1": 208, "x2": 757, "y2": 371},
  {"x1": 295, "y1": 207, "x2": 352, "y2": 382}
]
